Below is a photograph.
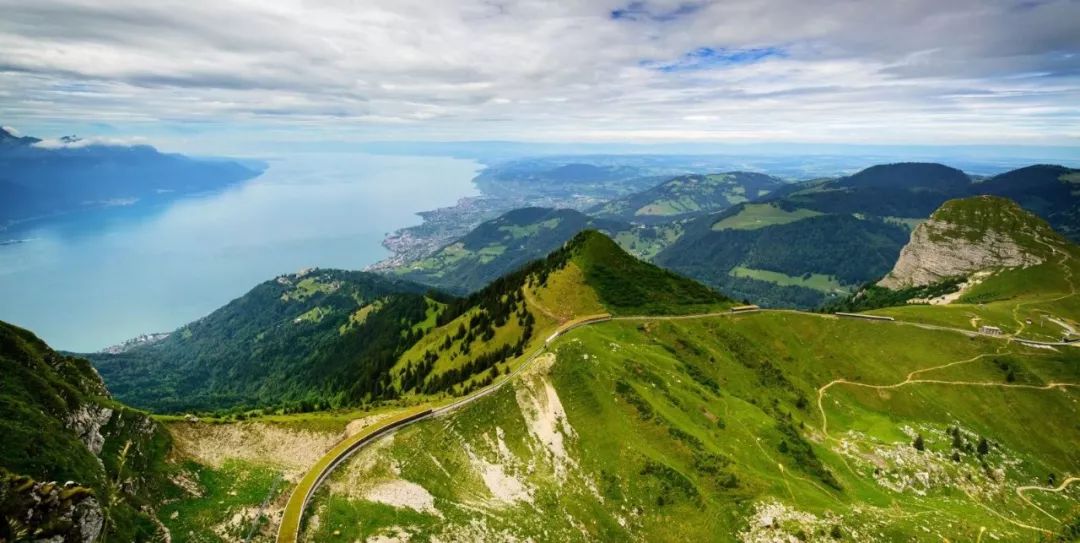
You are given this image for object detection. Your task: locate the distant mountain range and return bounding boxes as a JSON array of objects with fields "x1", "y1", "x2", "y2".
[
  {"x1": 3, "y1": 192, "x2": 1079, "y2": 540},
  {"x1": 381, "y1": 161, "x2": 1080, "y2": 309},
  {"x1": 658, "y1": 162, "x2": 1080, "y2": 307},
  {"x1": 588, "y1": 171, "x2": 785, "y2": 223},
  {"x1": 0, "y1": 126, "x2": 263, "y2": 230}
]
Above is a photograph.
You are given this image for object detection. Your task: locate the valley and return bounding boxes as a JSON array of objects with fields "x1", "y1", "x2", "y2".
[
  {"x1": 4, "y1": 166, "x2": 1080, "y2": 542},
  {"x1": 6, "y1": 4, "x2": 1080, "y2": 542}
]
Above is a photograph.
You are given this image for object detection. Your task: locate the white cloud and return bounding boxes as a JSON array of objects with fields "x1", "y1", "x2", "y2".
[
  {"x1": 32, "y1": 135, "x2": 148, "y2": 149},
  {"x1": 0, "y1": 0, "x2": 1078, "y2": 146}
]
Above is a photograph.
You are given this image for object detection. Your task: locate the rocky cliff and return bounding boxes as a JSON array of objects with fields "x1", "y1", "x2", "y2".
[
  {"x1": 878, "y1": 196, "x2": 1058, "y2": 289},
  {"x1": 0, "y1": 321, "x2": 176, "y2": 542}
]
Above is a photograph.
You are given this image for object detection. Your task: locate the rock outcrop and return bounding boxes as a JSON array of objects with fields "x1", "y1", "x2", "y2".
[
  {"x1": 878, "y1": 196, "x2": 1056, "y2": 289},
  {"x1": 0, "y1": 474, "x2": 104, "y2": 543},
  {"x1": 65, "y1": 404, "x2": 114, "y2": 456}
]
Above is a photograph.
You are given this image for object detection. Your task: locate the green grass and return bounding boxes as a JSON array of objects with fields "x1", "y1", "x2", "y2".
[
  {"x1": 867, "y1": 255, "x2": 1079, "y2": 342},
  {"x1": 729, "y1": 266, "x2": 849, "y2": 293},
  {"x1": 499, "y1": 217, "x2": 561, "y2": 238},
  {"x1": 712, "y1": 203, "x2": 822, "y2": 231},
  {"x1": 159, "y1": 459, "x2": 284, "y2": 542},
  {"x1": 612, "y1": 223, "x2": 684, "y2": 260},
  {"x1": 298, "y1": 311, "x2": 1080, "y2": 541}
]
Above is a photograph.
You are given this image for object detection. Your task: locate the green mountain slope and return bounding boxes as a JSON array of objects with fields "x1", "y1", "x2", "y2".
[
  {"x1": 588, "y1": 172, "x2": 785, "y2": 223},
  {"x1": 89, "y1": 232, "x2": 725, "y2": 414},
  {"x1": 772, "y1": 162, "x2": 971, "y2": 218},
  {"x1": 976, "y1": 164, "x2": 1080, "y2": 241},
  {"x1": 287, "y1": 220, "x2": 1080, "y2": 542},
  {"x1": 87, "y1": 269, "x2": 446, "y2": 413},
  {"x1": 300, "y1": 303, "x2": 1080, "y2": 541},
  {"x1": 656, "y1": 163, "x2": 1080, "y2": 309},
  {"x1": 387, "y1": 229, "x2": 730, "y2": 398},
  {"x1": 833, "y1": 196, "x2": 1080, "y2": 342},
  {"x1": 391, "y1": 207, "x2": 632, "y2": 295},
  {"x1": 0, "y1": 321, "x2": 176, "y2": 542},
  {"x1": 656, "y1": 207, "x2": 909, "y2": 307}
]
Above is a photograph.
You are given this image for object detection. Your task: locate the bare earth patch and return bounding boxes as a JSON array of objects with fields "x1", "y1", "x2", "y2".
[
  {"x1": 464, "y1": 444, "x2": 533, "y2": 505},
  {"x1": 364, "y1": 480, "x2": 440, "y2": 515},
  {"x1": 169, "y1": 422, "x2": 339, "y2": 480},
  {"x1": 514, "y1": 354, "x2": 577, "y2": 480}
]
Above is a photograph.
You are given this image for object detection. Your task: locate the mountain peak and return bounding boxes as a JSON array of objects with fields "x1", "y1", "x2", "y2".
[
  {"x1": 0, "y1": 125, "x2": 41, "y2": 145},
  {"x1": 549, "y1": 230, "x2": 730, "y2": 315},
  {"x1": 841, "y1": 162, "x2": 970, "y2": 190},
  {"x1": 878, "y1": 195, "x2": 1061, "y2": 289}
]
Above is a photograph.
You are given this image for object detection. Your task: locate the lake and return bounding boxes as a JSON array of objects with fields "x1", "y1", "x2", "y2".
[{"x1": 0, "y1": 152, "x2": 481, "y2": 351}]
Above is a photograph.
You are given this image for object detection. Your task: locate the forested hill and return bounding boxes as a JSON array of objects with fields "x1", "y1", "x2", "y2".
[
  {"x1": 86, "y1": 269, "x2": 447, "y2": 413},
  {"x1": 88, "y1": 231, "x2": 727, "y2": 415},
  {"x1": 385, "y1": 229, "x2": 730, "y2": 399},
  {"x1": 391, "y1": 207, "x2": 631, "y2": 295},
  {"x1": 654, "y1": 162, "x2": 1080, "y2": 309},
  {"x1": 588, "y1": 171, "x2": 785, "y2": 223},
  {"x1": 0, "y1": 321, "x2": 176, "y2": 542}
]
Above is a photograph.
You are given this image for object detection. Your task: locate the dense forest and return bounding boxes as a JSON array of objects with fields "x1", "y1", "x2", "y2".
[
  {"x1": 87, "y1": 270, "x2": 447, "y2": 413},
  {"x1": 656, "y1": 214, "x2": 909, "y2": 307}
]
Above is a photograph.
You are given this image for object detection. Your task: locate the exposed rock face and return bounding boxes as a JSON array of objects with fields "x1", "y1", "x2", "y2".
[
  {"x1": 65, "y1": 404, "x2": 114, "y2": 456},
  {"x1": 878, "y1": 221, "x2": 1041, "y2": 288},
  {"x1": 878, "y1": 196, "x2": 1053, "y2": 289},
  {"x1": 0, "y1": 475, "x2": 104, "y2": 543}
]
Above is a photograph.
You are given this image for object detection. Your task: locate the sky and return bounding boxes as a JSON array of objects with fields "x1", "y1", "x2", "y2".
[{"x1": 1, "y1": 0, "x2": 1079, "y2": 155}]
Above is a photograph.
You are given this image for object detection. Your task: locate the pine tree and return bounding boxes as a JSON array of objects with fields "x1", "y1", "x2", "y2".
[{"x1": 913, "y1": 434, "x2": 925, "y2": 451}]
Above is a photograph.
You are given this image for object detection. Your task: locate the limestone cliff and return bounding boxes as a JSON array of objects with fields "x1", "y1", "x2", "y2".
[{"x1": 878, "y1": 196, "x2": 1058, "y2": 289}]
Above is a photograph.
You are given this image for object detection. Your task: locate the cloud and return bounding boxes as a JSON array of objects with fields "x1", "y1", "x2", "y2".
[
  {"x1": 32, "y1": 135, "x2": 148, "y2": 149},
  {"x1": 0, "y1": 0, "x2": 1077, "y2": 147}
]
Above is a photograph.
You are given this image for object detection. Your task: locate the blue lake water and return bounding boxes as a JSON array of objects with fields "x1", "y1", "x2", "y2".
[{"x1": 0, "y1": 153, "x2": 480, "y2": 351}]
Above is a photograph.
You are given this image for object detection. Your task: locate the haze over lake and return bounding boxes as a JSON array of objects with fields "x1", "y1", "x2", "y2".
[{"x1": 0, "y1": 152, "x2": 480, "y2": 351}]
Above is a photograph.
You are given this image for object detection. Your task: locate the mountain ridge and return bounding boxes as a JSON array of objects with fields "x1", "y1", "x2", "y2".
[{"x1": 878, "y1": 195, "x2": 1060, "y2": 289}]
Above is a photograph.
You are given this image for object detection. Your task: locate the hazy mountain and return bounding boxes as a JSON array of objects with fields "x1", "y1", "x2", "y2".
[
  {"x1": 0, "y1": 127, "x2": 263, "y2": 229},
  {"x1": 589, "y1": 172, "x2": 786, "y2": 223}
]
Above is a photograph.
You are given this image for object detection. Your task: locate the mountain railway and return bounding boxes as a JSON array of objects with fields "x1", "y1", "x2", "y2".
[{"x1": 276, "y1": 304, "x2": 1077, "y2": 542}]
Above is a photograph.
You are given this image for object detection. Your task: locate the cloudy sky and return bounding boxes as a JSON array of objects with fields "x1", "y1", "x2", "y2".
[{"x1": 1, "y1": 0, "x2": 1078, "y2": 153}]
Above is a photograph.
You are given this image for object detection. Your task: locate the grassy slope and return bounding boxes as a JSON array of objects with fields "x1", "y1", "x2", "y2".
[
  {"x1": 590, "y1": 172, "x2": 784, "y2": 222},
  {"x1": 712, "y1": 202, "x2": 823, "y2": 231},
  {"x1": 0, "y1": 321, "x2": 177, "y2": 541},
  {"x1": 302, "y1": 310, "x2": 1080, "y2": 542},
  {"x1": 389, "y1": 230, "x2": 729, "y2": 396},
  {"x1": 866, "y1": 197, "x2": 1080, "y2": 342}
]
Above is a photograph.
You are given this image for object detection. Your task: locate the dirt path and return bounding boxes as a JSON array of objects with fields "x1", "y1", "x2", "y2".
[
  {"x1": 1016, "y1": 476, "x2": 1080, "y2": 523},
  {"x1": 1011, "y1": 236, "x2": 1077, "y2": 340},
  {"x1": 816, "y1": 342, "x2": 1079, "y2": 535}
]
